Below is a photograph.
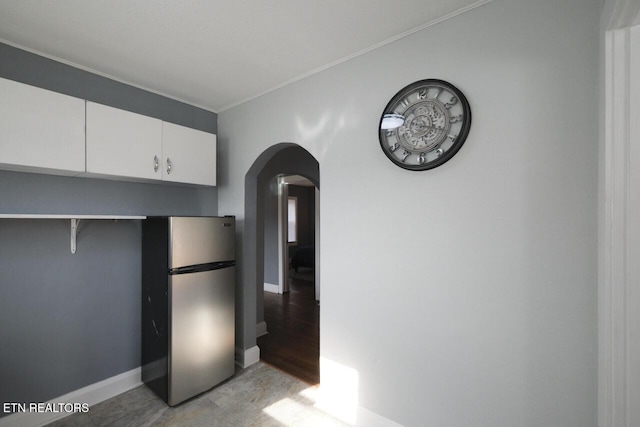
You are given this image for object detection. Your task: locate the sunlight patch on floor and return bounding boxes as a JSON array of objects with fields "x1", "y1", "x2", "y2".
[
  {"x1": 316, "y1": 357, "x2": 359, "y2": 425},
  {"x1": 261, "y1": 358, "x2": 360, "y2": 426},
  {"x1": 262, "y1": 385, "x2": 348, "y2": 426}
]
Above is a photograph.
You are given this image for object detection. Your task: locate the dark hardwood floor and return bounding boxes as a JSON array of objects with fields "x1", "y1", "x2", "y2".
[{"x1": 257, "y1": 269, "x2": 319, "y2": 385}]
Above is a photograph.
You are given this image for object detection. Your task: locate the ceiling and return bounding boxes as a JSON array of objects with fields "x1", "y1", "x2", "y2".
[{"x1": 0, "y1": 0, "x2": 485, "y2": 113}]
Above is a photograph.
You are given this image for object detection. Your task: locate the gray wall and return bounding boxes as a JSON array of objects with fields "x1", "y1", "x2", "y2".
[
  {"x1": 263, "y1": 177, "x2": 279, "y2": 286},
  {"x1": 0, "y1": 43, "x2": 215, "y2": 132},
  {"x1": 0, "y1": 43, "x2": 218, "y2": 412}
]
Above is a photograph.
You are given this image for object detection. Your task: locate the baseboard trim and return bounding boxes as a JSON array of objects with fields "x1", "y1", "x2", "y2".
[
  {"x1": 0, "y1": 367, "x2": 142, "y2": 427},
  {"x1": 234, "y1": 345, "x2": 260, "y2": 368},
  {"x1": 356, "y1": 406, "x2": 404, "y2": 427},
  {"x1": 263, "y1": 282, "x2": 279, "y2": 294},
  {"x1": 256, "y1": 321, "x2": 268, "y2": 338}
]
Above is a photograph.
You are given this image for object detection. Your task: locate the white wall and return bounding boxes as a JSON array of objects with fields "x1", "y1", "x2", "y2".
[{"x1": 218, "y1": 0, "x2": 600, "y2": 425}]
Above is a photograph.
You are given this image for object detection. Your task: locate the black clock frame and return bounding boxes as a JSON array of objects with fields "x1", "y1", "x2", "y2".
[{"x1": 378, "y1": 79, "x2": 471, "y2": 171}]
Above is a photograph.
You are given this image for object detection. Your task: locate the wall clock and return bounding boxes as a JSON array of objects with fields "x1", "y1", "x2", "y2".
[{"x1": 379, "y1": 79, "x2": 471, "y2": 171}]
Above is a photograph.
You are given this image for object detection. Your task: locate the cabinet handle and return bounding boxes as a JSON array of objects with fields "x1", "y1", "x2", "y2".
[
  {"x1": 166, "y1": 158, "x2": 172, "y2": 175},
  {"x1": 153, "y1": 155, "x2": 159, "y2": 173}
]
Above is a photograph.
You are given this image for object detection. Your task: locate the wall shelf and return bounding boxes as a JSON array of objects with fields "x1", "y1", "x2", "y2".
[{"x1": 0, "y1": 214, "x2": 146, "y2": 254}]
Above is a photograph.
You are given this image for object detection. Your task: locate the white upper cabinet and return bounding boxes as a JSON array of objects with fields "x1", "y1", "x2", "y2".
[
  {"x1": 86, "y1": 102, "x2": 216, "y2": 186},
  {"x1": 0, "y1": 77, "x2": 85, "y2": 175},
  {"x1": 1, "y1": 79, "x2": 216, "y2": 187},
  {"x1": 162, "y1": 122, "x2": 216, "y2": 186},
  {"x1": 86, "y1": 101, "x2": 163, "y2": 181}
]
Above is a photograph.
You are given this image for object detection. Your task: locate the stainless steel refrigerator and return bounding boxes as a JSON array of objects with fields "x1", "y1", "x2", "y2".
[{"x1": 141, "y1": 216, "x2": 235, "y2": 406}]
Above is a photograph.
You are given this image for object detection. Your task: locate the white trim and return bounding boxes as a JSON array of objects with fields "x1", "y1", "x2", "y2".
[
  {"x1": 281, "y1": 181, "x2": 290, "y2": 293},
  {"x1": 628, "y1": 26, "x2": 640, "y2": 426},
  {"x1": 600, "y1": 21, "x2": 640, "y2": 427},
  {"x1": 0, "y1": 367, "x2": 141, "y2": 427},
  {"x1": 0, "y1": 37, "x2": 217, "y2": 114},
  {"x1": 256, "y1": 321, "x2": 268, "y2": 338},
  {"x1": 356, "y1": 406, "x2": 404, "y2": 427},
  {"x1": 1, "y1": 0, "x2": 495, "y2": 114},
  {"x1": 600, "y1": 26, "x2": 628, "y2": 427},
  {"x1": 235, "y1": 345, "x2": 260, "y2": 368},
  {"x1": 602, "y1": 0, "x2": 640, "y2": 30},
  {"x1": 0, "y1": 215, "x2": 145, "y2": 219},
  {"x1": 217, "y1": 0, "x2": 494, "y2": 112},
  {"x1": 263, "y1": 282, "x2": 280, "y2": 294},
  {"x1": 277, "y1": 176, "x2": 286, "y2": 294}
]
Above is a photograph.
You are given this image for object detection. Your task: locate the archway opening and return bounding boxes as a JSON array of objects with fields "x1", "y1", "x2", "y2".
[{"x1": 240, "y1": 143, "x2": 320, "y2": 383}]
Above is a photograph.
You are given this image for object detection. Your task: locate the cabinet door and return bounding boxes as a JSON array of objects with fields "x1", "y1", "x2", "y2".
[
  {"x1": 162, "y1": 122, "x2": 216, "y2": 186},
  {"x1": 0, "y1": 78, "x2": 85, "y2": 175},
  {"x1": 86, "y1": 101, "x2": 162, "y2": 181}
]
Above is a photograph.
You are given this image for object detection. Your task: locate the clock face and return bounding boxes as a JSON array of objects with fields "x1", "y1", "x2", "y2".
[{"x1": 379, "y1": 79, "x2": 471, "y2": 171}]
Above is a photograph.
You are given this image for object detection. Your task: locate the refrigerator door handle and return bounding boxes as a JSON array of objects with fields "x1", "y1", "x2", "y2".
[{"x1": 169, "y1": 260, "x2": 236, "y2": 275}]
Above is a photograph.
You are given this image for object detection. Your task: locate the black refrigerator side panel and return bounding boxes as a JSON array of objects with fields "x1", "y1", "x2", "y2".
[{"x1": 141, "y1": 217, "x2": 169, "y2": 402}]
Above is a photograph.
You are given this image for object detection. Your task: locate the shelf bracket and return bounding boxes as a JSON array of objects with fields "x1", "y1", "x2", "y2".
[{"x1": 71, "y1": 218, "x2": 80, "y2": 254}]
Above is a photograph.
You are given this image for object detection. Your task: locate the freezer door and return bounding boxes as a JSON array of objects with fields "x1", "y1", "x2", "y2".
[
  {"x1": 169, "y1": 217, "x2": 235, "y2": 268},
  {"x1": 168, "y1": 267, "x2": 235, "y2": 406}
]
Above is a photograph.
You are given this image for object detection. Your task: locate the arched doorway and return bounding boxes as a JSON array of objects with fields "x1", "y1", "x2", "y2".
[{"x1": 239, "y1": 143, "x2": 320, "y2": 376}]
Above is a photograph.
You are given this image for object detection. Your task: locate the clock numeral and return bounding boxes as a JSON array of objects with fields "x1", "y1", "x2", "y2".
[
  {"x1": 418, "y1": 153, "x2": 427, "y2": 164},
  {"x1": 401, "y1": 150, "x2": 411, "y2": 162},
  {"x1": 386, "y1": 129, "x2": 394, "y2": 137},
  {"x1": 445, "y1": 96, "x2": 458, "y2": 109},
  {"x1": 389, "y1": 143, "x2": 400, "y2": 152},
  {"x1": 448, "y1": 134, "x2": 457, "y2": 141},
  {"x1": 450, "y1": 114, "x2": 463, "y2": 123},
  {"x1": 401, "y1": 98, "x2": 410, "y2": 109},
  {"x1": 433, "y1": 88, "x2": 443, "y2": 100},
  {"x1": 418, "y1": 89, "x2": 428, "y2": 99},
  {"x1": 435, "y1": 148, "x2": 444, "y2": 157}
]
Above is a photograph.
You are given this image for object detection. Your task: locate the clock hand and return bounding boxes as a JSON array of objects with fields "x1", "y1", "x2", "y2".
[
  {"x1": 421, "y1": 124, "x2": 446, "y2": 132},
  {"x1": 400, "y1": 123, "x2": 446, "y2": 132}
]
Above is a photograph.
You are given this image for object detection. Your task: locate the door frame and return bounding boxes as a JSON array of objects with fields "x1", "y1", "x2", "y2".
[
  {"x1": 600, "y1": 2, "x2": 640, "y2": 426},
  {"x1": 277, "y1": 176, "x2": 289, "y2": 294},
  {"x1": 277, "y1": 176, "x2": 321, "y2": 301}
]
